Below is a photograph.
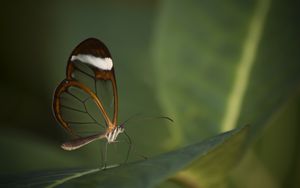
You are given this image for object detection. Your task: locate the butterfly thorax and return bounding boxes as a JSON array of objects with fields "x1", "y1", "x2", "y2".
[{"x1": 105, "y1": 126, "x2": 124, "y2": 143}]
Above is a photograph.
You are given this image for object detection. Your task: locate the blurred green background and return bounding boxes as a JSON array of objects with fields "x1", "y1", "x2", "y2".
[{"x1": 0, "y1": 0, "x2": 299, "y2": 187}]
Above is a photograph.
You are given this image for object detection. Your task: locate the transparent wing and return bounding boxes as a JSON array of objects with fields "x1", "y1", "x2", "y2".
[
  {"x1": 53, "y1": 80, "x2": 107, "y2": 137},
  {"x1": 53, "y1": 38, "x2": 118, "y2": 140},
  {"x1": 71, "y1": 61, "x2": 115, "y2": 122}
]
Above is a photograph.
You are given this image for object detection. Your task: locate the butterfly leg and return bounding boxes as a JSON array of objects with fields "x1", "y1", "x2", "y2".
[
  {"x1": 123, "y1": 131, "x2": 132, "y2": 163},
  {"x1": 100, "y1": 142, "x2": 109, "y2": 169},
  {"x1": 104, "y1": 142, "x2": 109, "y2": 168}
]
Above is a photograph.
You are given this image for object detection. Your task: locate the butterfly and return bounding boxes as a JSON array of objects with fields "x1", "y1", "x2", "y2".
[{"x1": 52, "y1": 38, "x2": 128, "y2": 153}]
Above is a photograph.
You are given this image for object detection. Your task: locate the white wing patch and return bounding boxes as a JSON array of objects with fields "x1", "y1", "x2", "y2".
[{"x1": 71, "y1": 54, "x2": 113, "y2": 70}]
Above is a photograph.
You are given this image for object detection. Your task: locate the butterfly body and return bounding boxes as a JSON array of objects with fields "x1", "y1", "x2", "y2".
[{"x1": 105, "y1": 126, "x2": 125, "y2": 143}]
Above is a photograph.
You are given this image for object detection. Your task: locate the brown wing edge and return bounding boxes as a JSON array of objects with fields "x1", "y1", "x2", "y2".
[
  {"x1": 52, "y1": 79, "x2": 77, "y2": 137},
  {"x1": 69, "y1": 38, "x2": 112, "y2": 59},
  {"x1": 52, "y1": 79, "x2": 114, "y2": 134}
]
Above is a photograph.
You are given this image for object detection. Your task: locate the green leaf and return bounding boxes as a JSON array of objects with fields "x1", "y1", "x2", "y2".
[
  {"x1": 230, "y1": 91, "x2": 300, "y2": 188},
  {"x1": 0, "y1": 126, "x2": 248, "y2": 188},
  {"x1": 0, "y1": 168, "x2": 99, "y2": 188}
]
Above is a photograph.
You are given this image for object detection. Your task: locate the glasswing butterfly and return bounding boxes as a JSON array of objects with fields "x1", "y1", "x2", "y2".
[
  {"x1": 52, "y1": 38, "x2": 128, "y2": 156},
  {"x1": 53, "y1": 38, "x2": 172, "y2": 167}
]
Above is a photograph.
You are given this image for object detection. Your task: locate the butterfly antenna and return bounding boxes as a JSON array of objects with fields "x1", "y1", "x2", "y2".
[
  {"x1": 120, "y1": 113, "x2": 173, "y2": 128},
  {"x1": 148, "y1": 116, "x2": 174, "y2": 123},
  {"x1": 119, "y1": 113, "x2": 142, "y2": 127}
]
